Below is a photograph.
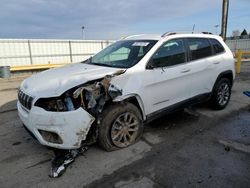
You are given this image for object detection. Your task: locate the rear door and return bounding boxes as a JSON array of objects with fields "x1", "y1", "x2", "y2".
[
  {"x1": 185, "y1": 37, "x2": 216, "y2": 97},
  {"x1": 208, "y1": 38, "x2": 227, "y2": 82}
]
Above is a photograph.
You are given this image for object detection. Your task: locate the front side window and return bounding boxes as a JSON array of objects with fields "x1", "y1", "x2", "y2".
[
  {"x1": 151, "y1": 39, "x2": 186, "y2": 68},
  {"x1": 209, "y1": 38, "x2": 225, "y2": 54},
  {"x1": 87, "y1": 40, "x2": 157, "y2": 68},
  {"x1": 186, "y1": 38, "x2": 212, "y2": 61}
]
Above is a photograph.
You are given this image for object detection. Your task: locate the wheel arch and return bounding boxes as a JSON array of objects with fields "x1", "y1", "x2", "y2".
[
  {"x1": 214, "y1": 70, "x2": 234, "y2": 89},
  {"x1": 113, "y1": 94, "x2": 146, "y2": 121}
]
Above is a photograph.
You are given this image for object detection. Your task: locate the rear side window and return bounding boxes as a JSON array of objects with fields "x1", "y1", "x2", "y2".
[
  {"x1": 186, "y1": 38, "x2": 212, "y2": 61},
  {"x1": 210, "y1": 39, "x2": 225, "y2": 54}
]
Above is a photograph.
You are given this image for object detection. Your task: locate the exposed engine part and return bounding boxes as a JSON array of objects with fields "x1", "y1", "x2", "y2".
[
  {"x1": 64, "y1": 97, "x2": 75, "y2": 111},
  {"x1": 73, "y1": 74, "x2": 123, "y2": 116},
  {"x1": 108, "y1": 84, "x2": 123, "y2": 99}
]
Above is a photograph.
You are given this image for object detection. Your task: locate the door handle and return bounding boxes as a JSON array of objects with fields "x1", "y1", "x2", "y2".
[
  {"x1": 214, "y1": 62, "x2": 220, "y2": 65},
  {"x1": 181, "y1": 68, "x2": 190, "y2": 73}
]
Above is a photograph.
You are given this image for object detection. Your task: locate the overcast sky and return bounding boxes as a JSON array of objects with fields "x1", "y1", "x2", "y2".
[{"x1": 0, "y1": 0, "x2": 249, "y2": 40}]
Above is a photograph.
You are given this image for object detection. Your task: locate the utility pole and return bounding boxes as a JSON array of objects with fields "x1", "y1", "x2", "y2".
[{"x1": 221, "y1": 0, "x2": 229, "y2": 41}]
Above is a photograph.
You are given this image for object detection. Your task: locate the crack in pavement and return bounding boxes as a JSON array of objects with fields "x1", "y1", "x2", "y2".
[{"x1": 219, "y1": 139, "x2": 250, "y2": 154}]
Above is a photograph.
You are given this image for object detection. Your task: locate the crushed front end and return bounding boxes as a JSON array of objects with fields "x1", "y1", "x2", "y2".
[
  {"x1": 17, "y1": 70, "x2": 124, "y2": 150},
  {"x1": 17, "y1": 89, "x2": 95, "y2": 149}
]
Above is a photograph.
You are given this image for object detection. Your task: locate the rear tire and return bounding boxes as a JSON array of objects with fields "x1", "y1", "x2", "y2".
[
  {"x1": 210, "y1": 78, "x2": 231, "y2": 110},
  {"x1": 98, "y1": 103, "x2": 143, "y2": 151}
]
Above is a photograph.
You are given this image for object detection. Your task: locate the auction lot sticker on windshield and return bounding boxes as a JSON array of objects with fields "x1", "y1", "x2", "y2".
[{"x1": 132, "y1": 42, "x2": 149, "y2": 46}]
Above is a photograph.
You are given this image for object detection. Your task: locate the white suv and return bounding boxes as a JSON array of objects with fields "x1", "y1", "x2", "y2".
[{"x1": 17, "y1": 32, "x2": 235, "y2": 151}]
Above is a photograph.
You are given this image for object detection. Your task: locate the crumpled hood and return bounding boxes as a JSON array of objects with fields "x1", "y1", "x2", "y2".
[{"x1": 21, "y1": 63, "x2": 122, "y2": 98}]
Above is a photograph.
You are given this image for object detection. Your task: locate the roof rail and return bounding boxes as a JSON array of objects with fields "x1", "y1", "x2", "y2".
[
  {"x1": 161, "y1": 32, "x2": 177, "y2": 38},
  {"x1": 202, "y1": 32, "x2": 213, "y2": 34},
  {"x1": 161, "y1": 31, "x2": 214, "y2": 38},
  {"x1": 124, "y1": 34, "x2": 147, "y2": 39}
]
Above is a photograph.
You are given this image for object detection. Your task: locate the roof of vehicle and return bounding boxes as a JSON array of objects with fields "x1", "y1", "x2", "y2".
[
  {"x1": 124, "y1": 34, "x2": 162, "y2": 40},
  {"x1": 124, "y1": 33, "x2": 223, "y2": 41}
]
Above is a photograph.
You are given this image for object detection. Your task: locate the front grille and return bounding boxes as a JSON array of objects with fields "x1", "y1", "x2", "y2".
[{"x1": 18, "y1": 89, "x2": 33, "y2": 110}]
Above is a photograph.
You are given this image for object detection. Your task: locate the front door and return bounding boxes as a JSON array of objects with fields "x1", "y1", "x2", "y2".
[{"x1": 142, "y1": 38, "x2": 192, "y2": 115}]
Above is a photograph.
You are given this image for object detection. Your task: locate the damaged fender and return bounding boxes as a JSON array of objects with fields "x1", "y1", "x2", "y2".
[
  {"x1": 73, "y1": 72, "x2": 124, "y2": 116},
  {"x1": 113, "y1": 94, "x2": 146, "y2": 120}
]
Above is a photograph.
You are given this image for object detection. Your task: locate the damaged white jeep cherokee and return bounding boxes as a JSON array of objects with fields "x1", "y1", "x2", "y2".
[{"x1": 17, "y1": 32, "x2": 235, "y2": 151}]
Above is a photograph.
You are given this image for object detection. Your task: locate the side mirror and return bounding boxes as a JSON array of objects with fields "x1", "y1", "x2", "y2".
[{"x1": 146, "y1": 59, "x2": 155, "y2": 69}]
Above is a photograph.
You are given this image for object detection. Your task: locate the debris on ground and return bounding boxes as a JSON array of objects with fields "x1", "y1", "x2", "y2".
[
  {"x1": 197, "y1": 179, "x2": 203, "y2": 184},
  {"x1": 224, "y1": 146, "x2": 230, "y2": 152},
  {"x1": 49, "y1": 146, "x2": 88, "y2": 178},
  {"x1": 243, "y1": 91, "x2": 250, "y2": 98}
]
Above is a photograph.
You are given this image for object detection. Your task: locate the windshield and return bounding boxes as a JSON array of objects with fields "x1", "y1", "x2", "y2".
[{"x1": 86, "y1": 40, "x2": 157, "y2": 68}]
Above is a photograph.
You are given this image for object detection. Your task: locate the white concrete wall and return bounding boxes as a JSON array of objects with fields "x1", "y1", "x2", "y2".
[{"x1": 0, "y1": 39, "x2": 113, "y2": 66}]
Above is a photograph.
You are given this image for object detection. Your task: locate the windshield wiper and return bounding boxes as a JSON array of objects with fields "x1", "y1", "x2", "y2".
[{"x1": 90, "y1": 62, "x2": 114, "y2": 67}]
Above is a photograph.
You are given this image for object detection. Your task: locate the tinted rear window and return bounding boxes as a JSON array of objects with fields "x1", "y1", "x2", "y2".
[
  {"x1": 210, "y1": 38, "x2": 225, "y2": 54},
  {"x1": 186, "y1": 38, "x2": 212, "y2": 61}
]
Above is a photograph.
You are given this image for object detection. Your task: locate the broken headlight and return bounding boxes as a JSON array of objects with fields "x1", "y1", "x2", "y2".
[{"x1": 35, "y1": 97, "x2": 75, "y2": 112}]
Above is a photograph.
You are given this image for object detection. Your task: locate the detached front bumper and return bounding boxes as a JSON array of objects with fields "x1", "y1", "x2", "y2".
[{"x1": 17, "y1": 101, "x2": 95, "y2": 149}]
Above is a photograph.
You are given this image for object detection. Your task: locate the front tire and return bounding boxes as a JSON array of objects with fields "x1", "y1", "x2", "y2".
[
  {"x1": 98, "y1": 103, "x2": 143, "y2": 151},
  {"x1": 210, "y1": 78, "x2": 231, "y2": 110}
]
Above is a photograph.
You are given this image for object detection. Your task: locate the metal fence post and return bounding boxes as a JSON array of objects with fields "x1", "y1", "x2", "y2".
[
  {"x1": 27, "y1": 40, "x2": 33, "y2": 65},
  {"x1": 69, "y1": 40, "x2": 73, "y2": 63},
  {"x1": 101, "y1": 41, "x2": 104, "y2": 49}
]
